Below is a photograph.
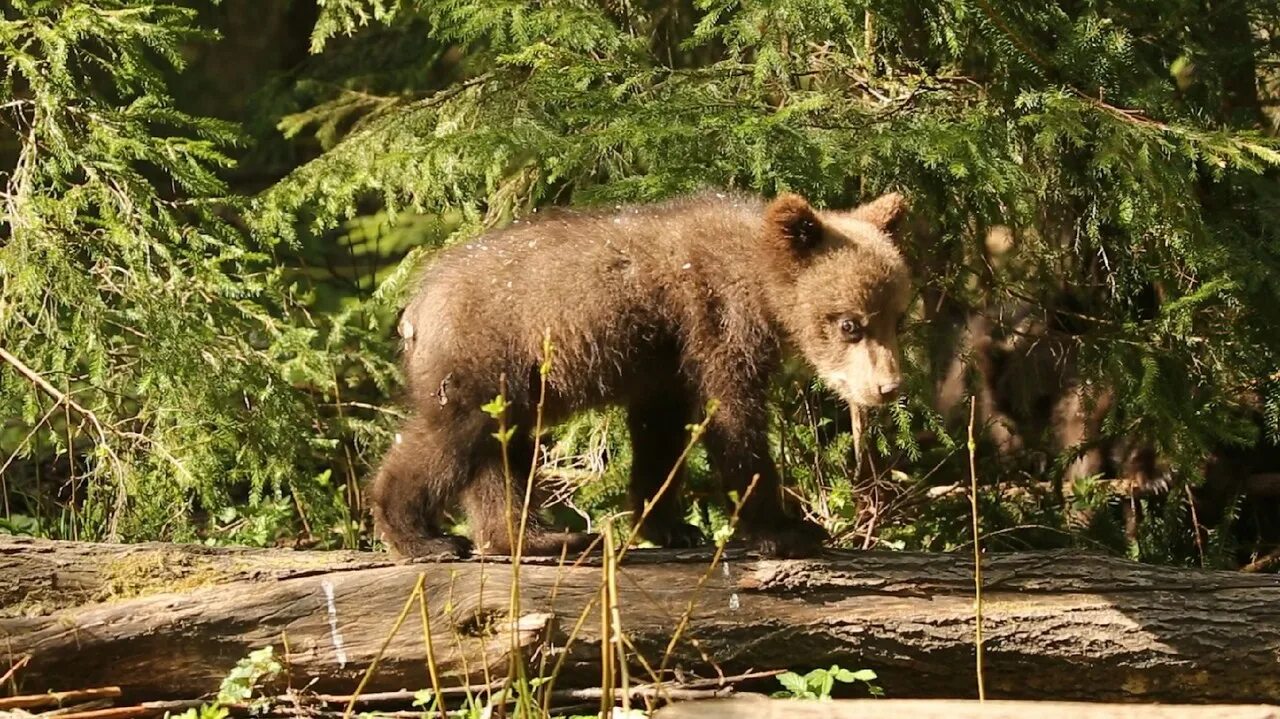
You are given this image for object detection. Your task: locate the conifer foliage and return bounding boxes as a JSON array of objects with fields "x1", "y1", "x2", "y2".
[
  {"x1": 5, "y1": 1, "x2": 1280, "y2": 560},
  {"x1": 0, "y1": 2, "x2": 387, "y2": 542}
]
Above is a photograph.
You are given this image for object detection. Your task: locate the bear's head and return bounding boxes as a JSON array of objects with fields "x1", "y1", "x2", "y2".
[{"x1": 764, "y1": 192, "x2": 911, "y2": 408}]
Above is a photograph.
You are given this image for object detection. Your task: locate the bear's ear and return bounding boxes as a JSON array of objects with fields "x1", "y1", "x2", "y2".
[
  {"x1": 849, "y1": 192, "x2": 908, "y2": 232},
  {"x1": 764, "y1": 193, "x2": 823, "y2": 259}
]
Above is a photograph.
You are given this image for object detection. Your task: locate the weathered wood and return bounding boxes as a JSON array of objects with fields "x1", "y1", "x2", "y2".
[
  {"x1": 4, "y1": 537, "x2": 1280, "y2": 703},
  {"x1": 654, "y1": 699, "x2": 1280, "y2": 719}
]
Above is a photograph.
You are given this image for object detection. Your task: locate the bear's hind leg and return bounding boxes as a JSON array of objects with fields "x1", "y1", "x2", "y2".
[
  {"x1": 370, "y1": 414, "x2": 474, "y2": 558},
  {"x1": 462, "y1": 436, "x2": 597, "y2": 557},
  {"x1": 627, "y1": 396, "x2": 707, "y2": 548}
]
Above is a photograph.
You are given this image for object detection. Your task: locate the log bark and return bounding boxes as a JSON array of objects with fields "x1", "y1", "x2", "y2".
[
  {"x1": 4, "y1": 537, "x2": 1280, "y2": 703},
  {"x1": 655, "y1": 699, "x2": 1280, "y2": 719}
]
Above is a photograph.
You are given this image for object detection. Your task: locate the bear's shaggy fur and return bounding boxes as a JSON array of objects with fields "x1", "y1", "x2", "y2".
[{"x1": 371, "y1": 190, "x2": 911, "y2": 558}]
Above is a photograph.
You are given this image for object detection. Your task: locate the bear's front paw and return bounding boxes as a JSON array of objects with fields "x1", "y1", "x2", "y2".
[
  {"x1": 746, "y1": 518, "x2": 829, "y2": 559},
  {"x1": 654, "y1": 522, "x2": 708, "y2": 549},
  {"x1": 388, "y1": 534, "x2": 474, "y2": 562}
]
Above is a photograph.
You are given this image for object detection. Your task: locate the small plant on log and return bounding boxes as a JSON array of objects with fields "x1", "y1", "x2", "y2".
[{"x1": 773, "y1": 666, "x2": 884, "y2": 700}]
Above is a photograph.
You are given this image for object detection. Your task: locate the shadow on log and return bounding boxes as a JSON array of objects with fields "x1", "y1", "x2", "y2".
[{"x1": 3, "y1": 537, "x2": 1280, "y2": 703}]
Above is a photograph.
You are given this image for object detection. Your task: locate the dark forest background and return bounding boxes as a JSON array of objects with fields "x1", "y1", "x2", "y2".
[{"x1": 5, "y1": 0, "x2": 1280, "y2": 569}]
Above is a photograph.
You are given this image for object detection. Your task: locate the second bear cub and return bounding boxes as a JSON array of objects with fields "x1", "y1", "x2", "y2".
[{"x1": 371, "y1": 190, "x2": 911, "y2": 558}]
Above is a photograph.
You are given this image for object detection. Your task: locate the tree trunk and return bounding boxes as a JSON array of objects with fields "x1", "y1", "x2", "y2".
[{"x1": 4, "y1": 537, "x2": 1280, "y2": 703}]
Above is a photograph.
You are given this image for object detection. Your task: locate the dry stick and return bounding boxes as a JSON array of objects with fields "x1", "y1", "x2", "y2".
[
  {"x1": 0, "y1": 653, "x2": 30, "y2": 690},
  {"x1": 864, "y1": 9, "x2": 876, "y2": 68},
  {"x1": 342, "y1": 574, "x2": 426, "y2": 719},
  {"x1": 416, "y1": 581, "x2": 448, "y2": 719},
  {"x1": 599, "y1": 462, "x2": 769, "y2": 696},
  {"x1": 967, "y1": 397, "x2": 986, "y2": 702},
  {"x1": 308, "y1": 671, "x2": 778, "y2": 709},
  {"x1": 40, "y1": 699, "x2": 117, "y2": 717},
  {"x1": 476, "y1": 334, "x2": 553, "y2": 718},
  {"x1": 605, "y1": 520, "x2": 632, "y2": 713},
  {"x1": 510, "y1": 331, "x2": 555, "y2": 717},
  {"x1": 441, "y1": 570, "x2": 484, "y2": 717},
  {"x1": 277, "y1": 630, "x2": 301, "y2": 719},
  {"x1": 65, "y1": 380, "x2": 79, "y2": 540},
  {"x1": 0, "y1": 346, "x2": 193, "y2": 487},
  {"x1": 531, "y1": 543, "x2": 574, "y2": 716},
  {"x1": 551, "y1": 686, "x2": 734, "y2": 703},
  {"x1": 542, "y1": 403, "x2": 718, "y2": 715},
  {"x1": 473, "y1": 564, "x2": 495, "y2": 712},
  {"x1": 657, "y1": 473, "x2": 763, "y2": 688},
  {"x1": 1242, "y1": 545, "x2": 1280, "y2": 573},
  {"x1": 0, "y1": 348, "x2": 101, "y2": 428},
  {"x1": 1185, "y1": 483, "x2": 1207, "y2": 568},
  {"x1": 617, "y1": 571, "x2": 726, "y2": 685},
  {"x1": 0, "y1": 688, "x2": 123, "y2": 710},
  {"x1": 34, "y1": 707, "x2": 156, "y2": 719},
  {"x1": 312, "y1": 686, "x2": 504, "y2": 706},
  {"x1": 595, "y1": 409, "x2": 720, "y2": 707},
  {"x1": 599, "y1": 520, "x2": 617, "y2": 719},
  {"x1": 330, "y1": 365, "x2": 360, "y2": 545},
  {"x1": 518, "y1": 330, "x2": 555, "y2": 557},
  {"x1": 617, "y1": 634, "x2": 666, "y2": 713},
  {"x1": 539, "y1": 592, "x2": 602, "y2": 717},
  {"x1": 849, "y1": 405, "x2": 866, "y2": 486},
  {"x1": 534, "y1": 406, "x2": 718, "y2": 715},
  {"x1": 485, "y1": 370, "x2": 527, "y2": 717},
  {"x1": 300, "y1": 712, "x2": 467, "y2": 719}
]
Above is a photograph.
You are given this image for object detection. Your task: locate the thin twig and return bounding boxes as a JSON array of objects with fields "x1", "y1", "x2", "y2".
[
  {"x1": 1242, "y1": 546, "x2": 1280, "y2": 573},
  {"x1": 342, "y1": 574, "x2": 425, "y2": 719},
  {"x1": 604, "y1": 520, "x2": 632, "y2": 713},
  {"x1": 968, "y1": 397, "x2": 987, "y2": 702},
  {"x1": 0, "y1": 654, "x2": 31, "y2": 692},
  {"x1": 415, "y1": 580, "x2": 448, "y2": 719},
  {"x1": 599, "y1": 521, "x2": 617, "y2": 718},
  {"x1": 1185, "y1": 484, "x2": 1207, "y2": 568},
  {"x1": 0, "y1": 346, "x2": 195, "y2": 489},
  {"x1": 34, "y1": 707, "x2": 155, "y2": 719},
  {"x1": 0, "y1": 348, "x2": 106, "y2": 435},
  {"x1": 657, "y1": 473, "x2": 763, "y2": 685},
  {"x1": 0, "y1": 687, "x2": 122, "y2": 710}
]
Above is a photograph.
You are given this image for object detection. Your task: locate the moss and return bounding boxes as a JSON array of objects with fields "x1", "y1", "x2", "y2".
[
  {"x1": 2, "y1": 547, "x2": 388, "y2": 618},
  {"x1": 100, "y1": 551, "x2": 227, "y2": 601}
]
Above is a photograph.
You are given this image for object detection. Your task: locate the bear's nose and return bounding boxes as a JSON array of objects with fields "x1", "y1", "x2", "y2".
[{"x1": 878, "y1": 382, "x2": 901, "y2": 400}]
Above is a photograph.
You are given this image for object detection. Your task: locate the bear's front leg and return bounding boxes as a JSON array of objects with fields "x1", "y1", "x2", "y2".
[
  {"x1": 703, "y1": 407, "x2": 829, "y2": 558},
  {"x1": 369, "y1": 414, "x2": 475, "y2": 559}
]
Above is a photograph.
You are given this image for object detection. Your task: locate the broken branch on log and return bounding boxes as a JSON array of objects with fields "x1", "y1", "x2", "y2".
[{"x1": 4, "y1": 537, "x2": 1280, "y2": 704}]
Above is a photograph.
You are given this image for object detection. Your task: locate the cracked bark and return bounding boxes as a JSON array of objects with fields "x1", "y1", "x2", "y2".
[{"x1": 3, "y1": 537, "x2": 1280, "y2": 703}]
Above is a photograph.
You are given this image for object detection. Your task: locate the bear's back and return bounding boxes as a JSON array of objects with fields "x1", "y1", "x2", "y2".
[
  {"x1": 399, "y1": 192, "x2": 775, "y2": 407},
  {"x1": 408, "y1": 192, "x2": 768, "y2": 337}
]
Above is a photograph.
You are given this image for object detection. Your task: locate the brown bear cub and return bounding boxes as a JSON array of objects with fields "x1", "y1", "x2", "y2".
[{"x1": 371, "y1": 190, "x2": 911, "y2": 559}]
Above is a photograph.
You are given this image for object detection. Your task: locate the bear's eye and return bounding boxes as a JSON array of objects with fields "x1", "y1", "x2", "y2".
[{"x1": 838, "y1": 318, "x2": 865, "y2": 342}]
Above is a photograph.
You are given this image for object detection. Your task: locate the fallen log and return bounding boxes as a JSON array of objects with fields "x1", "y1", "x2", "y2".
[
  {"x1": 3, "y1": 537, "x2": 1280, "y2": 704},
  {"x1": 654, "y1": 699, "x2": 1280, "y2": 719}
]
